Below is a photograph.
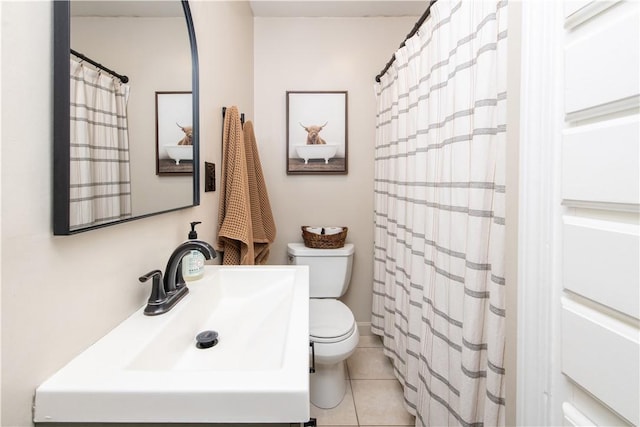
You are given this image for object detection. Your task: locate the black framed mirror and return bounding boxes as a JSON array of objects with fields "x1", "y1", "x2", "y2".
[{"x1": 53, "y1": 0, "x2": 199, "y2": 235}]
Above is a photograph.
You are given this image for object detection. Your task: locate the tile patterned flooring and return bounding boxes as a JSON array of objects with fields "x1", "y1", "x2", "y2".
[{"x1": 310, "y1": 335, "x2": 415, "y2": 427}]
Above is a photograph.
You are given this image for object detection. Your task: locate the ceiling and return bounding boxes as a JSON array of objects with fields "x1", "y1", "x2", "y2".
[
  {"x1": 70, "y1": 0, "x2": 428, "y2": 19},
  {"x1": 248, "y1": 1, "x2": 428, "y2": 17}
]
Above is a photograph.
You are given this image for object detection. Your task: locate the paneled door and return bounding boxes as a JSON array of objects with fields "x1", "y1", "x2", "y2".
[
  {"x1": 518, "y1": 1, "x2": 639, "y2": 426},
  {"x1": 559, "y1": 2, "x2": 639, "y2": 425}
]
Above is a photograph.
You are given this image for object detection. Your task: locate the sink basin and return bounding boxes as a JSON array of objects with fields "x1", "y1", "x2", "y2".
[{"x1": 34, "y1": 265, "x2": 310, "y2": 423}]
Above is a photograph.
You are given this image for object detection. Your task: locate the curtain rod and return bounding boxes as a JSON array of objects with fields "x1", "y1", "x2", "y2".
[
  {"x1": 374, "y1": 0, "x2": 437, "y2": 83},
  {"x1": 71, "y1": 49, "x2": 129, "y2": 84}
]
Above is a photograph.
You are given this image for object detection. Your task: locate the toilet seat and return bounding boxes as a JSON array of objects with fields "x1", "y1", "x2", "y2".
[{"x1": 309, "y1": 299, "x2": 356, "y2": 343}]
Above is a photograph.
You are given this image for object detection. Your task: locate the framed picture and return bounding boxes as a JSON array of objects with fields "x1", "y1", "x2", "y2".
[
  {"x1": 155, "y1": 91, "x2": 193, "y2": 175},
  {"x1": 286, "y1": 91, "x2": 348, "y2": 175}
]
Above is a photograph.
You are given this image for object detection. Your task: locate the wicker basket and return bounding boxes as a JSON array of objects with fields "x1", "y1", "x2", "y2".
[{"x1": 301, "y1": 226, "x2": 348, "y2": 249}]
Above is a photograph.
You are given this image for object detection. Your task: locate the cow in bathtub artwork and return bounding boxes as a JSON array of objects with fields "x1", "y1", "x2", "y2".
[
  {"x1": 295, "y1": 122, "x2": 338, "y2": 167},
  {"x1": 287, "y1": 91, "x2": 348, "y2": 175},
  {"x1": 300, "y1": 122, "x2": 328, "y2": 145},
  {"x1": 156, "y1": 91, "x2": 193, "y2": 175}
]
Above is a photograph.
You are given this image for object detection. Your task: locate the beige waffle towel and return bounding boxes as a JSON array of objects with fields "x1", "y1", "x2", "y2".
[
  {"x1": 243, "y1": 120, "x2": 276, "y2": 264},
  {"x1": 217, "y1": 107, "x2": 276, "y2": 265}
]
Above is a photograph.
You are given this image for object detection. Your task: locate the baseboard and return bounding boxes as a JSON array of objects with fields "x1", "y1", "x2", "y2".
[{"x1": 357, "y1": 321, "x2": 372, "y2": 336}]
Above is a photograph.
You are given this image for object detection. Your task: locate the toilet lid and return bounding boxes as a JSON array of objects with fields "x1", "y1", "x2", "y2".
[{"x1": 309, "y1": 299, "x2": 355, "y2": 342}]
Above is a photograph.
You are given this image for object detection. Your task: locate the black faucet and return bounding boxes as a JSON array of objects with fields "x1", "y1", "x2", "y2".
[{"x1": 139, "y1": 240, "x2": 217, "y2": 316}]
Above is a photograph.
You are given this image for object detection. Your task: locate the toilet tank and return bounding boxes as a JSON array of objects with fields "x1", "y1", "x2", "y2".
[{"x1": 287, "y1": 243, "x2": 354, "y2": 298}]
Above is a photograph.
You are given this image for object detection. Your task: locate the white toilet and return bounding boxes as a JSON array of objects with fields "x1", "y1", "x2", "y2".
[{"x1": 287, "y1": 242, "x2": 359, "y2": 409}]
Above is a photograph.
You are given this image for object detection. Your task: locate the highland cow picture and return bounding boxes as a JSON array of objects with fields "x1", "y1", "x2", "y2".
[
  {"x1": 156, "y1": 91, "x2": 193, "y2": 175},
  {"x1": 286, "y1": 91, "x2": 348, "y2": 175}
]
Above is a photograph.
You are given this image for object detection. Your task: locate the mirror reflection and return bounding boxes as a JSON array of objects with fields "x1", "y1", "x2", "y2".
[{"x1": 61, "y1": 1, "x2": 195, "y2": 232}]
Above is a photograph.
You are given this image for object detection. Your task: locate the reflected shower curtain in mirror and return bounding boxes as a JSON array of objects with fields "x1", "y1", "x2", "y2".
[
  {"x1": 372, "y1": 1, "x2": 507, "y2": 426},
  {"x1": 69, "y1": 58, "x2": 131, "y2": 230}
]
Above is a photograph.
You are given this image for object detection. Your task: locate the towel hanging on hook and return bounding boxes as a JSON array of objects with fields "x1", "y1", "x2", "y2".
[
  {"x1": 222, "y1": 107, "x2": 245, "y2": 126},
  {"x1": 217, "y1": 106, "x2": 276, "y2": 265},
  {"x1": 221, "y1": 106, "x2": 246, "y2": 158}
]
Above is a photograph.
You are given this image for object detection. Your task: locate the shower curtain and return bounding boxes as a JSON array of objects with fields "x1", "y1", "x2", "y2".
[
  {"x1": 69, "y1": 58, "x2": 131, "y2": 230},
  {"x1": 372, "y1": 1, "x2": 507, "y2": 426}
]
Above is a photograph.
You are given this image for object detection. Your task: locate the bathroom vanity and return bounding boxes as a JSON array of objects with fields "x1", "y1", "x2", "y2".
[{"x1": 33, "y1": 266, "x2": 310, "y2": 423}]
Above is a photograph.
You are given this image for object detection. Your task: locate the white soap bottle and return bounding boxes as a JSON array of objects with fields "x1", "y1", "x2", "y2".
[{"x1": 182, "y1": 221, "x2": 205, "y2": 281}]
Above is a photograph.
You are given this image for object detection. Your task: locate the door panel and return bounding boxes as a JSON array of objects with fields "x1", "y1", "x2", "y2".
[
  {"x1": 563, "y1": 217, "x2": 639, "y2": 318},
  {"x1": 559, "y1": 1, "x2": 640, "y2": 425},
  {"x1": 562, "y1": 298, "x2": 640, "y2": 425},
  {"x1": 562, "y1": 116, "x2": 640, "y2": 204}
]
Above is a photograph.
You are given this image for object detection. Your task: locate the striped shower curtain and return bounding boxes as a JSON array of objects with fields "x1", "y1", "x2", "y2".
[
  {"x1": 372, "y1": 1, "x2": 507, "y2": 426},
  {"x1": 69, "y1": 58, "x2": 131, "y2": 230}
]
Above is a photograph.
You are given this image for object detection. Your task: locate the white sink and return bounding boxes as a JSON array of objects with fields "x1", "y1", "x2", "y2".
[{"x1": 34, "y1": 265, "x2": 310, "y2": 423}]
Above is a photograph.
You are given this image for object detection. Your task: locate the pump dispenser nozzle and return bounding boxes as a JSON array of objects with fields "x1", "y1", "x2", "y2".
[
  {"x1": 189, "y1": 221, "x2": 201, "y2": 239},
  {"x1": 183, "y1": 221, "x2": 205, "y2": 281}
]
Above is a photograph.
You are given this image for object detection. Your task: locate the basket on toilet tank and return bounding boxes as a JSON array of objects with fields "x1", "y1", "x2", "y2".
[{"x1": 301, "y1": 226, "x2": 348, "y2": 249}]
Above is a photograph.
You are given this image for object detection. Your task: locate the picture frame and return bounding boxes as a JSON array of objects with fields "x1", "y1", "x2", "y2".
[
  {"x1": 286, "y1": 91, "x2": 348, "y2": 175},
  {"x1": 155, "y1": 91, "x2": 193, "y2": 175}
]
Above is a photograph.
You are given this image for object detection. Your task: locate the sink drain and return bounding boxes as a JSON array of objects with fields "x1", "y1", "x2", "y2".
[{"x1": 196, "y1": 330, "x2": 219, "y2": 349}]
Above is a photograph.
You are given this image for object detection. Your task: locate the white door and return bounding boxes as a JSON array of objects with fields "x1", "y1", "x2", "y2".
[{"x1": 518, "y1": 1, "x2": 640, "y2": 426}]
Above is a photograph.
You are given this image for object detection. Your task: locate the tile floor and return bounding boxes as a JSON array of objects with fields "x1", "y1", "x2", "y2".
[{"x1": 310, "y1": 335, "x2": 415, "y2": 427}]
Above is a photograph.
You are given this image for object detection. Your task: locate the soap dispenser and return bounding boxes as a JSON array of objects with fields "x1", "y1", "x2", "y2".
[{"x1": 182, "y1": 221, "x2": 205, "y2": 281}]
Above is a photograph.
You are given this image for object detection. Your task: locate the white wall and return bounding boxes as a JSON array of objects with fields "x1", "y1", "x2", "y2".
[
  {"x1": 254, "y1": 16, "x2": 417, "y2": 324},
  {"x1": 0, "y1": 2, "x2": 3, "y2": 421},
  {"x1": 0, "y1": 1, "x2": 253, "y2": 425}
]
